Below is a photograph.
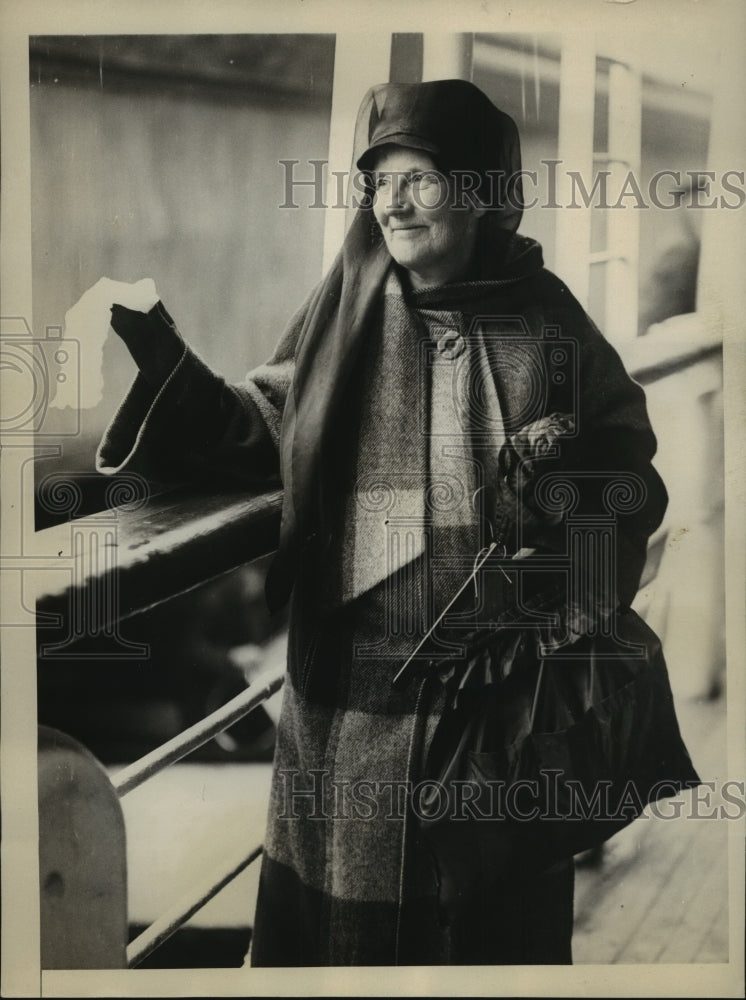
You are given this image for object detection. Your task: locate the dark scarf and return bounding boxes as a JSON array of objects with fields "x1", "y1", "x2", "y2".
[{"x1": 266, "y1": 81, "x2": 526, "y2": 610}]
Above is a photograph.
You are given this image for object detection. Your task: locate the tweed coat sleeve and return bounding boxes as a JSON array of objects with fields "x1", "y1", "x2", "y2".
[
  {"x1": 520, "y1": 271, "x2": 669, "y2": 610},
  {"x1": 96, "y1": 298, "x2": 307, "y2": 487},
  {"x1": 481, "y1": 264, "x2": 669, "y2": 629}
]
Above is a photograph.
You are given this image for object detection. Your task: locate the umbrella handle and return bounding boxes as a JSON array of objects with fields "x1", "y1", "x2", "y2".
[
  {"x1": 392, "y1": 542, "x2": 497, "y2": 690},
  {"x1": 585, "y1": 640, "x2": 597, "y2": 712},
  {"x1": 528, "y1": 659, "x2": 545, "y2": 732}
]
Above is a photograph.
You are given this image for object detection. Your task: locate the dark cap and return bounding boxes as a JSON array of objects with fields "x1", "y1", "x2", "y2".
[
  {"x1": 355, "y1": 79, "x2": 519, "y2": 179},
  {"x1": 353, "y1": 79, "x2": 524, "y2": 234},
  {"x1": 357, "y1": 129, "x2": 439, "y2": 169}
]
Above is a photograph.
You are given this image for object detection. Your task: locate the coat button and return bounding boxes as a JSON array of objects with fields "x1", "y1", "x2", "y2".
[{"x1": 437, "y1": 329, "x2": 465, "y2": 360}]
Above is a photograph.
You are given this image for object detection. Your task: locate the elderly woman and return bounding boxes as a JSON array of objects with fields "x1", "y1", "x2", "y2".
[{"x1": 94, "y1": 80, "x2": 687, "y2": 966}]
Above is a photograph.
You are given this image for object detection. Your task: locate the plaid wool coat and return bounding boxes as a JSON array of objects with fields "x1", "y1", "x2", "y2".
[{"x1": 99, "y1": 234, "x2": 667, "y2": 965}]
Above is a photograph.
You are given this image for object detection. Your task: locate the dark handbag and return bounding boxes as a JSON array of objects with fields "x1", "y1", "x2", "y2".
[{"x1": 416, "y1": 608, "x2": 701, "y2": 925}]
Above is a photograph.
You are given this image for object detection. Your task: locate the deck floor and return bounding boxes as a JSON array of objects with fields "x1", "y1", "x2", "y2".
[
  {"x1": 117, "y1": 689, "x2": 732, "y2": 966},
  {"x1": 572, "y1": 692, "x2": 730, "y2": 964}
]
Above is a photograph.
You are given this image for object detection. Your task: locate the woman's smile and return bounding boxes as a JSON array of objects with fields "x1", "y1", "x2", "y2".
[
  {"x1": 371, "y1": 148, "x2": 485, "y2": 289},
  {"x1": 388, "y1": 225, "x2": 428, "y2": 241}
]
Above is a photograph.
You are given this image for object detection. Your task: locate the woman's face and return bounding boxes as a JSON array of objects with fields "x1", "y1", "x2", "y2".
[{"x1": 371, "y1": 148, "x2": 485, "y2": 290}]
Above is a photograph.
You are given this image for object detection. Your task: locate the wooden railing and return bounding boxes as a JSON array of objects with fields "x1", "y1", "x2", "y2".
[
  {"x1": 37, "y1": 486, "x2": 285, "y2": 968},
  {"x1": 36, "y1": 485, "x2": 284, "y2": 629},
  {"x1": 36, "y1": 323, "x2": 723, "y2": 968}
]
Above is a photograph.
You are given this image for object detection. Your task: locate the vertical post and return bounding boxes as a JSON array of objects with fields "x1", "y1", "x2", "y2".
[
  {"x1": 321, "y1": 34, "x2": 393, "y2": 274},
  {"x1": 421, "y1": 33, "x2": 474, "y2": 82},
  {"x1": 555, "y1": 36, "x2": 597, "y2": 309},
  {"x1": 605, "y1": 60, "x2": 642, "y2": 344},
  {"x1": 696, "y1": 28, "x2": 745, "y2": 335},
  {"x1": 690, "y1": 29, "x2": 743, "y2": 699},
  {"x1": 38, "y1": 727, "x2": 128, "y2": 969}
]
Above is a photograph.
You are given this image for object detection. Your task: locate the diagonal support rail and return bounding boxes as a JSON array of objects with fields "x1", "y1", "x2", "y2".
[
  {"x1": 126, "y1": 843, "x2": 263, "y2": 968},
  {"x1": 112, "y1": 663, "x2": 285, "y2": 797}
]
